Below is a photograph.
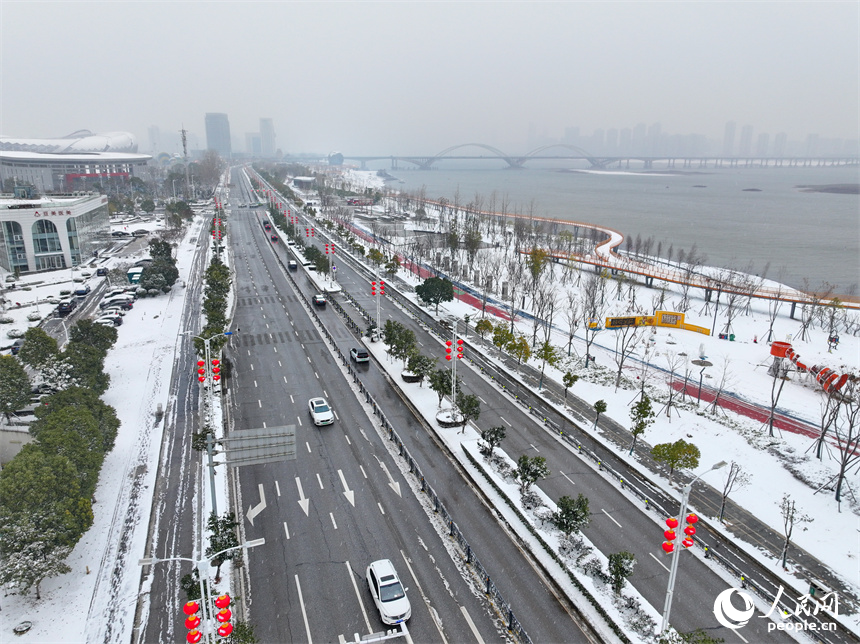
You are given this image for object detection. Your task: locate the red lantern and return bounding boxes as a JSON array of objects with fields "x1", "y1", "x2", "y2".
[
  {"x1": 198, "y1": 376, "x2": 205, "y2": 382},
  {"x1": 684, "y1": 526, "x2": 696, "y2": 537},
  {"x1": 662, "y1": 541, "x2": 674, "y2": 553},
  {"x1": 184, "y1": 615, "x2": 201, "y2": 630},
  {"x1": 216, "y1": 608, "x2": 232, "y2": 623},
  {"x1": 686, "y1": 513, "x2": 698, "y2": 525},
  {"x1": 197, "y1": 361, "x2": 205, "y2": 367},
  {"x1": 183, "y1": 601, "x2": 200, "y2": 616},
  {"x1": 682, "y1": 537, "x2": 694, "y2": 548},
  {"x1": 665, "y1": 517, "x2": 679, "y2": 529},
  {"x1": 198, "y1": 368, "x2": 205, "y2": 375},
  {"x1": 213, "y1": 374, "x2": 221, "y2": 381},
  {"x1": 211, "y1": 360, "x2": 220, "y2": 366},
  {"x1": 212, "y1": 367, "x2": 220, "y2": 374},
  {"x1": 217, "y1": 623, "x2": 234, "y2": 638},
  {"x1": 664, "y1": 529, "x2": 676, "y2": 541},
  {"x1": 214, "y1": 594, "x2": 231, "y2": 609},
  {"x1": 187, "y1": 629, "x2": 202, "y2": 644}
]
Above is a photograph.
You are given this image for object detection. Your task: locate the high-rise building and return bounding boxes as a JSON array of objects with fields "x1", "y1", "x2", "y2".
[
  {"x1": 773, "y1": 132, "x2": 788, "y2": 157},
  {"x1": 738, "y1": 125, "x2": 754, "y2": 157},
  {"x1": 605, "y1": 128, "x2": 618, "y2": 152},
  {"x1": 755, "y1": 133, "x2": 770, "y2": 157},
  {"x1": 260, "y1": 118, "x2": 275, "y2": 157},
  {"x1": 245, "y1": 133, "x2": 262, "y2": 156},
  {"x1": 619, "y1": 128, "x2": 632, "y2": 154},
  {"x1": 722, "y1": 121, "x2": 736, "y2": 156},
  {"x1": 647, "y1": 122, "x2": 662, "y2": 155},
  {"x1": 631, "y1": 123, "x2": 647, "y2": 154},
  {"x1": 205, "y1": 113, "x2": 232, "y2": 158}
]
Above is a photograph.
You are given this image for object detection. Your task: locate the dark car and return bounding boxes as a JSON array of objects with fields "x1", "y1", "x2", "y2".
[
  {"x1": 96, "y1": 268, "x2": 109, "y2": 276},
  {"x1": 270, "y1": 235, "x2": 279, "y2": 243},
  {"x1": 10, "y1": 339, "x2": 24, "y2": 355},
  {"x1": 74, "y1": 285, "x2": 91, "y2": 297},
  {"x1": 57, "y1": 301, "x2": 76, "y2": 316},
  {"x1": 111, "y1": 231, "x2": 130, "y2": 237},
  {"x1": 288, "y1": 260, "x2": 298, "y2": 271},
  {"x1": 312, "y1": 294, "x2": 326, "y2": 307},
  {"x1": 132, "y1": 229, "x2": 149, "y2": 237}
]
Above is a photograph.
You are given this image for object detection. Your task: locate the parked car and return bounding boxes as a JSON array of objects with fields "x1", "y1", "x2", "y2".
[
  {"x1": 111, "y1": 231, "x2": 130, "y2": 237},
  {"x1": 74, "y1": 285, "x2": 91, "y2": 297},
  {"x1": 10, "y1": 339, "x2": 24, "y2": 355},
  {"x1": 366, "y1": 559, "x2": 411, "y2": 625},
  {"x1": 132, "y1": 229, "x2": 149, "y2": 237},
  {"x1": 95, "y1": 314, "x2": 122, "y2": 326},
  {"x1": 94, "y1": 318, "x2": 117, "y2": 328},
  {"x1": 100, "y1": 298, "x2": 133, "y2": 310},
  {"x1": 350, "y1": 348, "x2": 370, "y2": 363},
  {"x1": 101, "y1": 307, "x2": 126, "y2": 318},
  {"x1": 308, "y1": 397, "x2": 334, "y2": 426},
  {"x1": 96, "y1": 267, "x2": 109, "y2": 276},
  {"x1": 57, "y1": 300, "x2": 76, "y2": 316},
  {"x1": 312, "y1": 294, "x2": 326, "y2": 307}
]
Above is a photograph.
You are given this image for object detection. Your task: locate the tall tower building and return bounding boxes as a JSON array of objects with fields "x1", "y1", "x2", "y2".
[
  {"x1": 773, "y1": 132, "x2": 788, "y2": 157},
  {"x1": 722, "y1": 121, "x2": 736, "y2": 156},
  {"x1": 205, "y1": 113, "x2": 232, "y2": 158},
  {"x1": 260, "y1": 118, "x2": 276, "y2": 157},
  {"x1": 755, "y1": 133, "x2": 770, "y2": 157},
  {"x1": 738, "y1": 125, "x2": 754, "y2": 156}
]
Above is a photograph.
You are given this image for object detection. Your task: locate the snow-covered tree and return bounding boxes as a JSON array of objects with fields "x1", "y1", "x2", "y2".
[
  {"x1": 0, "y1": 515, "x2": 71, "y2": 599},
  {"x1": 0, "y1": 355, "x2": 31, "y2": 423}
]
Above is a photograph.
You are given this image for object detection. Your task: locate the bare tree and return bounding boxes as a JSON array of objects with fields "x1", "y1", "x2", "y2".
[
  {"x1": 658, "y1": 350, "x2": 686, "y2": 421},
  {"x1": 611, "y1": 322, "x2": 644, "y2": 391},
  {"x1": 764, "y1": 277, "x2": 786, "y2": 344},
  {"x1": 564, "y1": 291, "x2": 581, "y2": 357},
  {"x1": 707, "y1": 357, "x2": 733, "y2": 415},
  {"x1": 581, "y1": 272, "x2": 606, "y2": 368},
  {"x1": 778, "y1": 494, "x2": 812, "y2": 568},
  {"x1": 831, "y1": 381, "x2": 860, "y2": 505},
  {"x1": 505, "y1": 258, "x2": 526, "y2": 333},
  {"x1": 718, "y1": 461, "x2": 751, "y2": 522}
]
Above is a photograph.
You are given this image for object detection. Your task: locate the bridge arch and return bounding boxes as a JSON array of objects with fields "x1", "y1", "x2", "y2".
[
  {"x1": 402, "y1": 143, "x2": 515, "y2": 169},
  {"x1": 521, "y1": 144, "x2": 605, "y2": 168}
]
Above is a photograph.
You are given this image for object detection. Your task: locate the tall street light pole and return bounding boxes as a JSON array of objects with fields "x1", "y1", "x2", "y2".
[
  {"x1": 661, "y1": 460, "x2": 727, "y2": 634},
  {"x1": 139, "y1": 538, "x2": 264, "y2": 643}
]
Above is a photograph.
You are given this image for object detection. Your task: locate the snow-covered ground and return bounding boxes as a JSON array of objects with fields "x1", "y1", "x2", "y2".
[{"x1": 1, "y1": 171, "x2": 857, "y2": 640}]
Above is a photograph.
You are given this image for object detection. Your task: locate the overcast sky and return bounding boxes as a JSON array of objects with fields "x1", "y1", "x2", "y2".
[{"x1": 2, "y1": 1, "x2": 858, "y2": 155}]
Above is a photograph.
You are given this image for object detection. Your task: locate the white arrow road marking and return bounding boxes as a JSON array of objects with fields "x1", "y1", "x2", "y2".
[
  {"x1": 374, "y1": 455, "x2": 401, "y2": 497},
  {"x1": 296, "y1": 477, "x2": 310, "y2": 516},
  {"x1": 246, "y1": 484, "x2": 267, "y2": 526},
  {"x1": 338, "y1": 469, "x2": 355, "y2": 506}
]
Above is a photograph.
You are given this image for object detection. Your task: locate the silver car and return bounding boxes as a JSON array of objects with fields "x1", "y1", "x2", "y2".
[{"x1": 366, "y1": 559, "x2": 411, "y2": 625}]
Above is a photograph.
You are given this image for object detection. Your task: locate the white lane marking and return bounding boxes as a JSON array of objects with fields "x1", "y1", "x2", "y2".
[
  {"x1": 499, "y1": 416, "x2": 512, "y2": 427},
  {"x1": 460, "y1": 606, "x2": 485, "y2": 644},
  {"x1": 275, "y1": 480, "x2": 281, "y2": 497},
  {"x1": 399, "y1": 550, "x2": 446, "y2": 644},
  {"x1": 262, "y1": 421, "x2": 267, "y2": 428},
  {"x1": 247, "y1": 349, "x2": 251, "y2": 356},
  {"x1": 345, "y1": 434, "x2": 351, "y2": 445},
  {"x1": 274, "y1": 346, "x2": 278, "y2": 353},
  {"x1": 334, "y1": 410, "x2": 340, "y2": 421},
  {"x1": 306, "y1": 442, "x2": 311, "y2": 453},
  {"x1": 297, "y1": 417, "x2": 302, "y2": 426},
  {"x1": 317, "y1": 473, "x2": 324, "y2": 489},
  {"x1": 649, "y1": 552, "x2": 670, "y2": 572},
  {"x1": 733, "y1": 627, "x2": 749, "y2": 643},
  {"x1": 257, "y1": 400, "x2": 262, "y2": 408},
  {"x1": 283, "y1": 521, "x2": 290, "y2": 539},
  {"x1": 315, "y1": 371, "x2": 319, "y2": 379},
  {"x1": 250, "y1": 363, "x2": 254, "y2": 371},
  {"x1": 295, "y1": 575, "x2": 313, "y2": 644},
  {"x1": 560, "y1": 471, "x2": 576, "y2": 486},
  {"x1": 346, "y1": 561, "x2": 372, "y2": 634},
  {"x1": 478, "y1": 396, "x2": 488, "y2": 405},
  {"x1": 290, "y1": 395, "x2": 295, "y2": 404},
  {"x1": 330, "y1": 513, "x2": 338, "y2": 529},
  {"x1": 359, "y1": 465, "x2": 368, "y2": 478},
  {"x1": 529, "y1": 443, "x2": 540, "y2": 452},
  {"x1": 602, "y1": 508, "x2": 622, "y2": 528},
  {"x1": 279, "y1": 362, "x2": 283, "y2": 368},
  {"x1": 254, "y1": 380, "x2": 257, "y2": 387},
  {"x1": 378, "y1": 503, "x2": 385, "y2": 515},
  {"x1": 283, "y1": 375, "x2": 287, "y2": 382}
]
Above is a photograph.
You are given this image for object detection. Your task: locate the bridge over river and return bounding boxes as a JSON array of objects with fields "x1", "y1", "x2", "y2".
[{"x1": 340, "y1": 142, "x2": 859, "y2": 170}]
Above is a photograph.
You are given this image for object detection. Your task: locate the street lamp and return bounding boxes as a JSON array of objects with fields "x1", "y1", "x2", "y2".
[
  {"x1": 660, "y1": 460, "x2": 727, "y2": 633},
  {"x1": 139, "y1": 538, "x2": 264, "y2": 644},
  {"x1": 172, "y1": 179, "x2": 178, "y2": 200},
  {"x1": 189, "y1": 331, "x2": 234, "y2": 516}
]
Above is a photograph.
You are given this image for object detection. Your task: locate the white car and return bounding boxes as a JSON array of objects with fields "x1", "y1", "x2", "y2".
[
  {"x1": 366, "y1": 559, "x2": 411, "y2": 625},
  {"x1": 308, "y1": 397, "x2": 334, "y2": 426}
]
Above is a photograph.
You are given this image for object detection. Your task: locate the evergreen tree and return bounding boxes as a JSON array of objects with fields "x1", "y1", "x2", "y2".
[
  {"x1": 206, "y1": 512, "x2": 240, "y2": 581},
  {"x1": 36, "y1": 386, "x2": 120, "y2": 453},
  {"x1": 651, "y1": 440, "x2": 701, "y2": 484},
  {"x1": 406, "y1": 353, "x2": 436, "y2": 386},
  {"x1": 17, "y1": 328, "x2": 59, "y2": 372},
  {"x1": 63, "y1": 343, "x2": 110, "y2": 394},
  {"x1": 552, "y1": 494, "x2": 591, "y2": 537},
  {"x1": 629, "y1": 394, "x2": 655, "y2": 455},
  {"x1": 455, "y1": 392, "x2": 481, "y2": 433},
  {"x1": 69, "y1": 319, "x2": 117, "y2": 354},
  {"x1": 515, "y1": 455, "x2": 550, "y2": 494},
  {"x1": 607, "y1": 551, "x2": 636, "y2": 595},
  {"x1": 0, "y1": 515, "x2": 71, "y2": 599},
  {"x1": 0, "y1": 355, "x2": 31, "y2": 422},
  {"x1": 416, "y1": 276, "x2": 454, "y2": 314},
  {"x1": 479, "y1": 426, "x2": 506, "y2": 457}
]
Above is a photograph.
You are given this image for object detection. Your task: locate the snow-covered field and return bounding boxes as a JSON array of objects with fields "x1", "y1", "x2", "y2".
[{"x1": 1, "y1": 170, "x2": 857, "y2": 640}]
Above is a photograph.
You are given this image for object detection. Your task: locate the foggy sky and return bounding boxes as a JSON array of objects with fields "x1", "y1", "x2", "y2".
[{"x1": 2, "y1": 1, "x2": 858, "y2": 156}]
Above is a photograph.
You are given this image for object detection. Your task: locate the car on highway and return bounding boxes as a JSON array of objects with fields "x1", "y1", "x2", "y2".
[
  {"x1": 271, "y1": 235, "x2": 278, "y2": 243},
  {"x1": 350, "y1": 348, "x2": 369, "y2": 363},
  {"x1": 366, "y1": 559, "x2": 411, "y2": 625},
  {"x1": 308, "y1": 397, "x2": 334, "y2": 426},
  {"x1": 312, "y1": 294, "x2": 326, "y2": 307},
  {"x1": 288, "y1": 260, "x2": 298, "y2": 271}
]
